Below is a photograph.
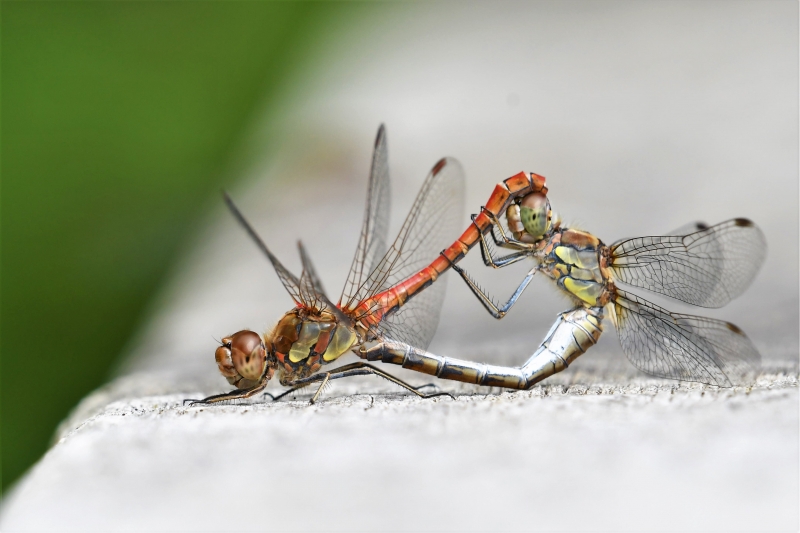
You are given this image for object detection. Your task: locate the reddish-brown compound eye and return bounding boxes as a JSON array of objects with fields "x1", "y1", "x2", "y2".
[
  {"x1": 229, "y1": 330, "x2": 267, "y2": 381},
  {"x1": 215, "y1": 337, "x2": 237, "y2": 378}
]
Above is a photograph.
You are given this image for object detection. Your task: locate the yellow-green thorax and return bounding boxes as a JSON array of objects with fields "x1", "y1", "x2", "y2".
[{"x1": 540, "y1": 228, "x2": 612, "y2": 306}]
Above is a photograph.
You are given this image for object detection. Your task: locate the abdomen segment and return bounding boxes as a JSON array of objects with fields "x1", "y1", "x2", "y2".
[{"x1": 361, "y1": 305, "x2": 604, "y2": 390}]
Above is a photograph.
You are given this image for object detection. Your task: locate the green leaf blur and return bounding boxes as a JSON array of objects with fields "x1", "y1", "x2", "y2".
[{"x1": 1, "y1": 2, "x2": 335, "y2": 492}]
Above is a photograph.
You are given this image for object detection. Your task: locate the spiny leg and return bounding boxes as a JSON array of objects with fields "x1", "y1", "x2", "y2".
[
  {"x1": 356, "y1": 364, "x2": 453, "y2": 400},
  {"x1": 476, "y1": 225, "x2": 531, "y2": 268},
  {"x1": 275, "y1": 362, "x2": 455, "y2": 403},
  {"x1": 267, "y1": 364, "x2": 375, "y2": 403},
  {"x1": 460, "y1": 266, "x2": 536, "y2": 319},
  {"x1": 310, "y1": 373, "x2": 330, "y2": 404},
  {"x1": 477, "y1": 208, "x2": 532, "y2": 249},
  {"x1": 184, "y1": 380, "x2": 272, "y2": 406},
  {"x1": 268, "y1": 381, "x2": 315, "y2": 402},
  {"x1": 328, "y1": 365, "x2": 454, "y2": 401},
  {"x1": 478, "y1": 213, "x2": 514, "y2": 248},
  {"x1": 441, "y1": 250, "x2": 537, "y2": 319},
  {"x1": 470, "y1": 211, "x2": 531, "y2": 251}
]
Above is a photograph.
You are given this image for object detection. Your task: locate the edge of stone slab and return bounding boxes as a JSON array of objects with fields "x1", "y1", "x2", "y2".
[{"x1": 52, "y1": 365, "x2": 799, "y2": 446}]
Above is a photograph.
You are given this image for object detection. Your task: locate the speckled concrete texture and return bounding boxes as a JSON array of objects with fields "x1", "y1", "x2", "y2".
[{"x1": 1, "y1": 371, "x2": 797, "y2": 531}]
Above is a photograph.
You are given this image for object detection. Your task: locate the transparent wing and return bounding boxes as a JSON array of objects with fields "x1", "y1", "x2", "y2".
[
  {"x1": 298, "y1": 241, "x2": 327, "y2": 311},
  {"x1": 297, "y1": 241, "x2": 353, "y2": 325},
  {"x1": 340, "y1": 125, "x2": 391, "y2": 309},
  {"x1": 665, "y1": 221, "x2": 708, "y2": 236},
  {"x1": 609, "y1": 219, "x2": 766, "y2": 308},
  {"x1": 223, "y1": 192, "x2": 305, "y2": 306},
  {"x1": 352, "y1": 158, "x2": 465, "y2": 349},
  {"x1": 612, "y1": 289, "x2": 760, "y2": 387},
  {"x1": 611, "y1": 222, "x2": 708, "y2": 245}
]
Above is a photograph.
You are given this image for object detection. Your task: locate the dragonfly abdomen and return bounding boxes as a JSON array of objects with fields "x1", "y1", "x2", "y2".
[
  {"x1": 361, "y1": 341, "x2": 528, "y2": 389},
  {"x1": 520, "y1": 305, "x2": 604, "y2": 384},
  {"x1": 361, "y1": 304, "x2": 603, "y2": 390}
]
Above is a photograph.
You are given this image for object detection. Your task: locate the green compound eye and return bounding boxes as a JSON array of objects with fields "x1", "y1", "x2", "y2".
[{"x1": 519, "y1": 204, "x2": 550, "y2": 240}]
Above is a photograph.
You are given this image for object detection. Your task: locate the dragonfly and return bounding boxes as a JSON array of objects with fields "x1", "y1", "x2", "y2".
[
  {"x1": 191, "y1": 125, "x2": 493, "y2": 405},
  {"x1": 400, "y1": 180, "x2": 766, "y2": 389}
]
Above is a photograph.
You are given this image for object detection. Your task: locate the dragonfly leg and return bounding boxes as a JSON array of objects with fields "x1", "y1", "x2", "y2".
[
  {"x1": 472, "y1": 210, "x2": 531, "y2": 251},
  {"x1": 310, "y1": 373, "x2": 331, "y2": 404},
  {"x1": 275, "y1": 362, "x2": 454, "y2": 403},
  {"x1": 268, "y1": 382, "x2": 314, "y2": 402},
  {"x1": 363, "y1": 305, "x2": 604, "y2": 390},
  {"x1": 476, "y1": 228, "x2": 531, "y2": 269},
  {"x1": 334, "y1": 364, "x2": 454, "y2": 400},
  {"x1": 184, "y1": 380, "x2": 272, "y2": 406},
  {"x1": 441, "y1": 250, "x2": 536, "y2": 319},
  {"x1": 185, "y1": 365, "x2": 277, "y2": 405}
]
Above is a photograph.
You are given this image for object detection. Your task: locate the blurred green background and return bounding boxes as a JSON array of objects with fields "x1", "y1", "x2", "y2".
[{"x1": 1, "y1": 1, "x2": 349, "y2": 492}]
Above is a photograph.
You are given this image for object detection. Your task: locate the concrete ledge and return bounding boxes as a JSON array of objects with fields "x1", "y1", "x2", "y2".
[{"x1": 2, "y1": 369, "x2": 797, "y2": 531}]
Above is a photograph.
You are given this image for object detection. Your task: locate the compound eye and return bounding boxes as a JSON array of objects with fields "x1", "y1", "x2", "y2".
[
  {"x1": 215, "y1": 341, "x2": 237, "y2": 378},
  {"x1": 518, "y1": 193, "x2": 551, "y2": 240},
  {"x1": 229, "y1": 330, "x2": 267, "y2": 381}
]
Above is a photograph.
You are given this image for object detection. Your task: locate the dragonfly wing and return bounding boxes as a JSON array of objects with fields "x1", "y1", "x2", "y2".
[
  {"x1": 358, "y1": 157, "x2": 465, "y2": 349},
  {"x1": 665, "y1": 221, "x2": 709, "y2": 236},
  {"x1": 340, "y1": 125, "x2": 391, "y2": 308},
  {"x1": 297, "y1": 240, "x2": 327, "y2": 310},
  {"x1": 298, "y1": 241, "x2": 353, "y2": 325},
  {"x1": 223, "y1": 192, "x2": 305, "y2": 306},
  {"x1": 609, "y1": 218, "x2": 766, "y2": 308},
  {"x1": 612, "y1": 289, "x2": 760, "y2": 387},
  {"x1": 376, "y1": 283, "x2": 448, "y2": 350},
  {"x1": 610, "y1": 222, "x2": 708, "y2": 245}
]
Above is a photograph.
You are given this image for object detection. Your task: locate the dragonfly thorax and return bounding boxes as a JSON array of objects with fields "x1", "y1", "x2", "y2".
[
  {"x1": 539, "y1": 228, "x2": 614, "y2": 307},
  {"x1": 268, "y1": 309, "x2": 357, "y2": 380}
]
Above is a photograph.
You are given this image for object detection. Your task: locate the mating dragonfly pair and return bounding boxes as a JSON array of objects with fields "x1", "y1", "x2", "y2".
[{"x1": 190, "y1": 125, "x2": 765, "y2": 405}]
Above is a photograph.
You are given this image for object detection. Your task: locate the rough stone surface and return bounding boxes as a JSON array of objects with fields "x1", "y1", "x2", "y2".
[{"x1": 1, "y1": 370, "x2": 797, "y2": 531}]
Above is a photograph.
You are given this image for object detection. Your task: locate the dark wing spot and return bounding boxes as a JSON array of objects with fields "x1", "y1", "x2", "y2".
[
  {"x1": 734, "y1": 218, "x2": 754, "y2": 227},
  {"x1": 432, "y1": 158, "x2": 447, "y2": 176},
  {"x1": 725, "y1": 322, "x2": 744, "y2": 335}
]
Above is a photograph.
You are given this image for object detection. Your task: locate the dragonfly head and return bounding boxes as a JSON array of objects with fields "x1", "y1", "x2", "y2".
[
  {"x1": 214, "y1": 330, "x2": 273, "y2": 389},
  {"x1": 507, "y1": 192, "x2": 553, "y2": 242}
]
